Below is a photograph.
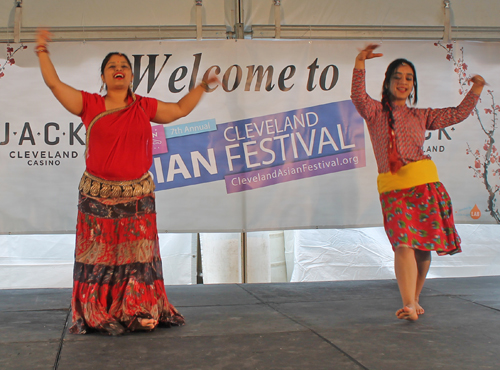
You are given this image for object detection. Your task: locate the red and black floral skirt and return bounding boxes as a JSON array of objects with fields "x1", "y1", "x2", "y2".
[
  {"x1": 380, "y1": 182, "x2": 461, "y2": 256},
  {"x1": 69, "y1": 190, "x2": 184, "y2": 335}
]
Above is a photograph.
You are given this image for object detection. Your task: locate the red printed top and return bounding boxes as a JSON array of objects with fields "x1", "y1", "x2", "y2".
[
  {"x1": 351, "y1": 68, "x2": 478, "y2": 174},
  {"x1": 79, "y1": 91, "x2": 158, "y2": 181}
]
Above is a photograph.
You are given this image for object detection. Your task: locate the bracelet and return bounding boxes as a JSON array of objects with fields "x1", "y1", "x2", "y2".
[
  {"x1": 200, "y1": 80, "x2": 209, "y2": 92},
  {"x1": 34, "y1": 45, "x2": 49, "y2": 55}
]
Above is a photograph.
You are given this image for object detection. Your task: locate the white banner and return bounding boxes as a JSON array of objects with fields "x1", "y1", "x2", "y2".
[{"x1": 1, "y1": 40, "x2": 499, "y2": 233}]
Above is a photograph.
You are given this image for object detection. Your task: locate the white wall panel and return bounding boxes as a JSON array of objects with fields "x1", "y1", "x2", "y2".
[
  {"x1": 287, "y1": 225, "x2": 500, "y2": 282},
  {"x1": 0, "y1": 233, "x2": 195, "y2": 289}
]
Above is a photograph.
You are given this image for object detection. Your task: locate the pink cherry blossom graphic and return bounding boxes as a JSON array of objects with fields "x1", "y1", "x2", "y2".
[
  {"x1": 436, "y1": 41, "x2": 500, "y2": 222},
  {"x1": 0, "y1": 43, "x2": 26, "y2": 80}
]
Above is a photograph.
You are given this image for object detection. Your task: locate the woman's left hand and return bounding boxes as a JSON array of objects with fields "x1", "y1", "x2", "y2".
[
  {"x1": 204, "y1": 75, "x2": 219, "y2": 85},
  {"x1": 154, "y1": 75, "x2": 220, "y2": 124},
  {"x1": 470, "y1": 75, "x2": 487, "y2": 87},
  {"x1": 470, "y1": 75, "x2": 487, "y2": 96}
]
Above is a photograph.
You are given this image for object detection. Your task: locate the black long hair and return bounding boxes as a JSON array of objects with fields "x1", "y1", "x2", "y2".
[
  {"x1": 100, "y1": 52, "x2": 133, "y2": 75},
  {"x1": 381, "y1": 58, "x2": 418, "y2": 108},
  {"x1": 381, "y1": 58, "x2": 418, "y2": 135}
]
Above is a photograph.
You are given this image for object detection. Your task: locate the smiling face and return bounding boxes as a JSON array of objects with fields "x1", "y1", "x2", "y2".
[
  {"x1": 101, "y1": 54, "x2": 133, "y2": 92},
  {"x1": 387, "y1": 64, "x2": 414, "y2": 106}
]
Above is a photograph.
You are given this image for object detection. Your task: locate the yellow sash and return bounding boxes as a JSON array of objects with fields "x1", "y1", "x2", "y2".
[{"x1": 377, "y1": 159, "x2": 439, "y2": 194}]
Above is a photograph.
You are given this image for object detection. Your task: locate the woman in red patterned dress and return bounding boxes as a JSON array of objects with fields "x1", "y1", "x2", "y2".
[
  {"x1": 36, "y1": 29, "x2": 216, "y2": 334},
  {"x1": 351, "y1": 44, "x2": 486, "y2": 321}
]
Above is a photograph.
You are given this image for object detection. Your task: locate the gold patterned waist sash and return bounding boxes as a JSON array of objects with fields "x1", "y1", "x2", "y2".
[{"x1": 79, "y1": 171, "x2": 155, "y2": 199}]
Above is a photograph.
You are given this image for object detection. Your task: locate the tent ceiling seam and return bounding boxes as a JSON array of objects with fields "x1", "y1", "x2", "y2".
[
  {"x1": 0, "y1": 25, "x2": 228, "y2": 43},
  {"x1": 252, "y1": 25, "x2": 500, "y2": 41},
  {"x1": 0, "y1": 25, "x2": 499, "y2": 43}
]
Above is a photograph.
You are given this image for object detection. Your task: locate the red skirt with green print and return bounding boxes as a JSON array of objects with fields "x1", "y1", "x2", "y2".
[{"x1": 380, "y1": 182, "x2": 461, "y2": 256}]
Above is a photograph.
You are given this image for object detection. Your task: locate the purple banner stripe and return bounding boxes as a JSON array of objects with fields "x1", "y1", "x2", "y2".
[
  {"x1": 152, "y1": 125, "x2": 168, "y2": 155},
  {"x1": 225, "y1": 150, "x2": 366, "y2": 194}
]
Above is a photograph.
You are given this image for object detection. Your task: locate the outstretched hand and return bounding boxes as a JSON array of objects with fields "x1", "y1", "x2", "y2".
[
  {"x1": 36, "y1": 28, "x2": 52, "y2": 47},
  {"x1": 204, "y1": 75, "x2": 220, "y2": 86},
  {"x1": 356, "y1": 44, "x2": 384, "y2": 62},
  {"x1": 470, "y1": 75, "x2": 487, "y2": 87}
]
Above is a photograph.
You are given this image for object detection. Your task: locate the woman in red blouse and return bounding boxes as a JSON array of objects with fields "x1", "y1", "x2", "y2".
[
  {"x1": 36, "y1": 29, "x2": 216, "y2": 335},
  {"x1": 351, "y1": 44, "x2": 486, "y2": 321}
]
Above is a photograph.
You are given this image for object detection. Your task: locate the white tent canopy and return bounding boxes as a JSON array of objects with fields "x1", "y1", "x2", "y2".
[{"x1": 1, "y1": 0, "x2": 499, "y2": 42}]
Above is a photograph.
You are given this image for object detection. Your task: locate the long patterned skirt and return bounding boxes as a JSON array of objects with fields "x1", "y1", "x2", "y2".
[
  {"x1": 69, "y1": 190, "x2": 184, "y2": 335},
  {"x1": 380, "y1": 182, "x2": 461, "y2": 256}
]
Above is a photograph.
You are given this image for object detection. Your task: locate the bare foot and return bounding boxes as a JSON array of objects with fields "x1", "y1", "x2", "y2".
[
  {"x1": 395, "y1": 306, "x2": 418, "y2": 321},
  {"x1": 128, "y1": 317, "x2": 157, "y2": 332},
  {"x1": 415, "y1": 301, "x2": 425, "y2": 315},
  {"x1": 138, "y1": 318, "x2": 157, "y2": 330}
]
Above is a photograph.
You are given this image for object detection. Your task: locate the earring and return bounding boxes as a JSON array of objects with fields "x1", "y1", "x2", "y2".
[
  {"x1": 129, "y1": 82, "x2": 133, "y2": 92},
  {"x1": 100, "y1": 82, "x2": 106, "y2": 93}
]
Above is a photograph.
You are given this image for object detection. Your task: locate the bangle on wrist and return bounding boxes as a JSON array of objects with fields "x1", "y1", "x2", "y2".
[{"x1": 35, "y1": 45, "x2": 49, "y2": 55}]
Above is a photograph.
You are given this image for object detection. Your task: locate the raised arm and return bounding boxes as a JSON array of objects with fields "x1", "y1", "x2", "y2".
[
  {"x1": 426, "y1": 74, "x2": 487, "y2": 130},
  {"x1": 152, "y1": 76, "x2": 219, "y2": 124},
  {"x1": 36, "y1": 29, "x2": 83, "y2": 116},
  {"x1": 351, "y1": 44, "x2": 384, "y2": 121}
]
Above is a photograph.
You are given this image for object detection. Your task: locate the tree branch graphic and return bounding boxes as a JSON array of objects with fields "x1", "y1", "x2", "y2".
[
  {"x1": 435, "y1": 42, "x2": 500, "y2": 222},
  {"x1": 0, "y1": 43, "x2": 27, "y2": 79}
]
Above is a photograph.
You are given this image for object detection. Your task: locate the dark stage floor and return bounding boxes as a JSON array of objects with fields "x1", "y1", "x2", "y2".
[{"x1": 1, "y1": 276, "x2": 500, "y2": 370}]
